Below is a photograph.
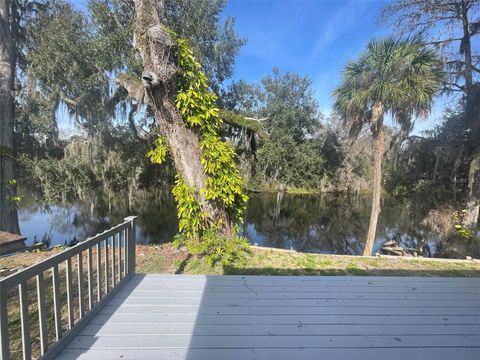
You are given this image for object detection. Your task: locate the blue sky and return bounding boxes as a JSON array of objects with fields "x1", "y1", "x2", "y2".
[
  {"x1": 224, "y1": 0, "x2": 388, "y2": 111},
  {"x1": 222, "y1": 0, "x2": 449, "y2": 133}
]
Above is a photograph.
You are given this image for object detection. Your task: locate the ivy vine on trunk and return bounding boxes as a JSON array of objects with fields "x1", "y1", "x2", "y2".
[{"x1": 133, "y1": 0, "x2": 247, "y2": 241}]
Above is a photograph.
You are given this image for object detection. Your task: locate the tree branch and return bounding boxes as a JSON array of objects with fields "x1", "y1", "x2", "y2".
[
  {"x1": 430, "y1": 37, "x2": 463, "y2": 46},
  {"x1": 243, "y1": 115, "x2": 270, "y2": 122},
  {"x1": 58, "y1": 89, "x2": 78, "y2": 108}
]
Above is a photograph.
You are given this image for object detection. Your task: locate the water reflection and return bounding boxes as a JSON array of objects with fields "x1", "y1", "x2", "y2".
[
  {"x1": 244, "y1": 193, "x2": 480, "y2": 259},
  {"x1": 244, "y1": 193, "x2": 423, "y2": 255},
  {"x1": 244, "y1": 193, "x2": 368, "y2": 254},
  {"x1": 17, "y1": 191, "x2": 480, "y2": 259},
  {"x1": 19, "y1": 189, "x2": 178, "y2": 247}
]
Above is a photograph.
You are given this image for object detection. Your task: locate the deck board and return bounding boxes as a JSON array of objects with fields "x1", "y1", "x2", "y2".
[
  {"x1": 89, "y1": 313, "x2": 480, "y2": 325},
  {"x1": 55, "y1": 274, "x2": 480, "y2": 360}
]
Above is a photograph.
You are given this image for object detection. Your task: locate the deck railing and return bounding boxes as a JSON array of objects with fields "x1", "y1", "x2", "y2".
[{"x1": 0, "y1": 216, "x2": 137, "y2": 360}]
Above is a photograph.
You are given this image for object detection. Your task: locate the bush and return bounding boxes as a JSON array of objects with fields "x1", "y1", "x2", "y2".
[{"x1": 174, "y1": 227, "x2": 250, "y2": 266}]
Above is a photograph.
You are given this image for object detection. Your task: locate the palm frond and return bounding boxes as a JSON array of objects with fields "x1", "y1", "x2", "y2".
[{"x1": 332, "y1": 36, "x2": 444, "y2": 137}]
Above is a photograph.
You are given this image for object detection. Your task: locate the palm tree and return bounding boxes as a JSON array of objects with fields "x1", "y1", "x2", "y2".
[{"x1": 333, "y1": 37, "x2": 443, "y2": 256}]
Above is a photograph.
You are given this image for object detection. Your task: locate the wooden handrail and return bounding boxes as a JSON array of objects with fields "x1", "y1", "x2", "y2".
[{"x1": 0, "y1": 216, "x2": 137, "y2": 360}]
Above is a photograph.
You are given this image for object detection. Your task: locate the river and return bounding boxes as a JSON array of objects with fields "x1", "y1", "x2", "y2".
[{"x1": 17, "y1": 191, "x2": 480, "y2": 259}]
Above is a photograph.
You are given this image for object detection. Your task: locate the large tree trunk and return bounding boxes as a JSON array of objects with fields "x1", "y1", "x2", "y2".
[
  {"x1": 364, "y1": 103, "x2": 384, "y2": 256},
  {"x1": 461, "y1": 0, "x2": 473, "y2": 96},
  {"x1": 460, "y1": 0, "x2": 479, "y2": 227},
  {"x1": 133, "y1": 0, "x2": 232, "y2": 234},
  {"x1": 0, "y1": 0, "x2": 20, "y2": 234}
]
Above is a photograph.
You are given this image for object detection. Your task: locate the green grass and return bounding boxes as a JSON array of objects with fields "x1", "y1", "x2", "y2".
[
  {"x1": 131, "y1": 244, "x2": 480, "y2": 277},
  {"x1": 3, "y1": 244, "x2": 480, "y2": 279}
]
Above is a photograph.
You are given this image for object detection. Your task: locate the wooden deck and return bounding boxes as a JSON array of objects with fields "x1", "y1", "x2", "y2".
[{"x1": 55, "y1": 274, "x2": 480, "y2": 360}]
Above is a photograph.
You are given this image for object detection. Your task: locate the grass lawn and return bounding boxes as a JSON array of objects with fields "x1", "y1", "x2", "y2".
[
  {"x1": 2, "y1": 244, "x2": 480, "y2": 278},
  {"x1": 134, "y1": 244, "x2": 480, "y2": 277}
]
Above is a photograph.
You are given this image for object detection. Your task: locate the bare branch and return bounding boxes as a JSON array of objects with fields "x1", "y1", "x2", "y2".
[
  {"x1": 243, "y1": 115, "x2": 270, "y2": 122},
  {"x1": 429, "y1": 37, "x2": 463, "y2": 46},
  {"x1": 58, "y1": 89, "x2": 78, "y2": 108}
]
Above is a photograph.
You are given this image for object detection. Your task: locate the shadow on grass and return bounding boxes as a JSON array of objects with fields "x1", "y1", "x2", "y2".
[
  {"x1": 175, "y1": 253, "x2": 192, "y2": 274},
  {"x1": 222, "y1": 265, "x2": 480, "y2": 277}
]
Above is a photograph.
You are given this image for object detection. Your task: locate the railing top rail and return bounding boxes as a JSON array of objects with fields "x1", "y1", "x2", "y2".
[{"x1": 0, "y1": 217, "x2": 136, "y2": 291}]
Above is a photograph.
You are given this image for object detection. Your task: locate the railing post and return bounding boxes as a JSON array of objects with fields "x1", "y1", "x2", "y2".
[
  {"x1": 19, "y1": 282, "x2": 31, "y2": 360},
  {"x1": 124, "y1": 216, "x2": 137, "y2": 276},
  {"x1": 77, "y1": 253, "x2": 85, "y2": 318},
  {"x1": 37, "y1": 273, "x2": 48, "y2": 355},
  {"x1": 52, "y1": 265, "x2": 62, "y2": 341},
  {"x1": 104, "y1": 238, "x2": 110, "y2": 294},
  {"x1": 96, "y1": 243, "x2": 102, "y2": 302},
  {"x1": 0, "y1": 290, "x2": 9, "y2": 360},
  {"x1": 87, "y1": 247, "x2": 93, "y2": 310},
  {"x1": 66, "y1": 258, "x2": 74, "y2": 329}
]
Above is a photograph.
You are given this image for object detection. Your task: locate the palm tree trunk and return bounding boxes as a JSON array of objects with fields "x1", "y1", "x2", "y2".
[
  {"x1": 465, "y1": 151, "x2": 479, "y2": 227},
  {"x1": 364, "y1": 103, "x2": 384, "y2": 256},
  {"x1": 0, "y1": 0, "x2": 20, "y2": 234}
]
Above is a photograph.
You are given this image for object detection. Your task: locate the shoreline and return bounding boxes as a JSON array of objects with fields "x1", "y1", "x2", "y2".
[{"x1": 250, "y1": 245, "x2": 480, "y2": 263}]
